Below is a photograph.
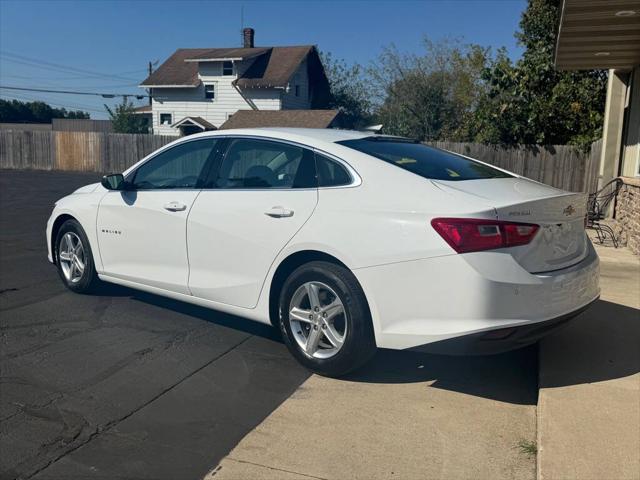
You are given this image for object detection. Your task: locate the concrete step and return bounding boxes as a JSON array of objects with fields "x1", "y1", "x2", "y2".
[{"x1": 537, "y1": 245, "x2": 640, "y2": 480}]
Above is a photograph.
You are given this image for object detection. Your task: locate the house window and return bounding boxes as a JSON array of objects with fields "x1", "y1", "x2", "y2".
[
  {"x1": 222, "y1": 61, "x2": 233, "y2": 76},
  {"x1": 205, "y1": 84, "x2": 215, "y2": 100},
  {"x1": 295, "y1": 85, "x2": 300, "y2": 97},
  {"x1": 160, "y1": 113, "x2": 172, "y2": 125}
]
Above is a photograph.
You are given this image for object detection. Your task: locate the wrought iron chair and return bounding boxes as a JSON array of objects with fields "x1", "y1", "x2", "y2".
[{"x1": 586, "y1": 178, "x2": 623, "y2": 248}]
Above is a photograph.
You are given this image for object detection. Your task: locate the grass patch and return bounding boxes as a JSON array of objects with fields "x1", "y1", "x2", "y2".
[{"x1": 516, "y1": 439, "x2": 537, "y2": 458}]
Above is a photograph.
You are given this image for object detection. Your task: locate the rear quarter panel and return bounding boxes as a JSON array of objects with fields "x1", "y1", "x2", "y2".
[{"x1": 290, "y1": 147, "x2": 499, "y2": 268}]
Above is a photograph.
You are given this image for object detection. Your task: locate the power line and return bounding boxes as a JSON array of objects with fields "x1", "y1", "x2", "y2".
[
  {"x1": 1, "y1": 93, "x2": 107, "y2": 113},
  {"x1": 0, "y1": 70, "x2": 147, "y2": 82},
  {"x1": 0, "y1": 75, "x2": 139, "y2": 89},
  {"x1": 0, "y1": 85, "x2": 148, "y2": 99},
  {"x1": 0, "y1": 92, "x2": 107, "y2": 114},
  {"x1": 0, "y1": 51, "x2": 141, "y2": 83},
  {"x1": 0, "y1": 51, "x2": 141, "y2": 82}
]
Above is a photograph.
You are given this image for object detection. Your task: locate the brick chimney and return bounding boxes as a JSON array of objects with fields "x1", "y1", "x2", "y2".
[{"x1": 243, "y1": 28, "x2": 255, "y2": 48}]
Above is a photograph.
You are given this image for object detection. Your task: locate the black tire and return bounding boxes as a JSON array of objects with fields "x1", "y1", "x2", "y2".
[
  {"x1": 278, "y1": 261, "x2": 376, "y2": 377},
  {"x1": 55, "y1": 219, "x2": 100, "y2": 294}
]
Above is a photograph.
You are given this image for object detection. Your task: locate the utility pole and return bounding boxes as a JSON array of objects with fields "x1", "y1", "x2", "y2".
[
  {"x1": 240, "y1": 5, "x2": 244, "y2": 46},
  {"x1": 147, "y1": 61, "x2": 153, "y2": 106}
]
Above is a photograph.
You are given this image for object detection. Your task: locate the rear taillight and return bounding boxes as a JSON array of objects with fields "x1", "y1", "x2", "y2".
[{"x1": 431, "y1": 218, "x2": 539, "y2": 253}]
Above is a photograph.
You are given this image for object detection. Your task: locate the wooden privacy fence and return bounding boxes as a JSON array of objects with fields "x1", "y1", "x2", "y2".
[
  {"x1": 0, "y1": 130, "x2": 175, "y2": 173},
  {"x1": 427, "y1": 139, "x2": 602, "y2": 193},
  {"x1": 0, "y1": 130, "x2": 602, "y2": 193}
]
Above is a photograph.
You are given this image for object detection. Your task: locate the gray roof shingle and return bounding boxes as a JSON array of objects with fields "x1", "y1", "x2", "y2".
[
  {"x1": 140, "y1": 46, "x2": 319, "y2": 89},
  {"x1": 219, "y1": 109, "x2": 340, "y2": 130}
]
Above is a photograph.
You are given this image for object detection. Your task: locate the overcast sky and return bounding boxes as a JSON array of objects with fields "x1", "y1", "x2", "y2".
[{"x1": 0, "y1": 0, "x2": 526, "y2": 119}]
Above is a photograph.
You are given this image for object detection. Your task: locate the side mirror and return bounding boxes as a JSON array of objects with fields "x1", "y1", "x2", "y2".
[{"x1": 101, "y1": 173, "x2": 126, "y2": 191}]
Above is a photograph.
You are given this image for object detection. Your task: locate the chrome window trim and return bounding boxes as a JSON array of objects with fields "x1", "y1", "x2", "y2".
[
  {"x1": 210, "y1": 135, "x2": 362, "y2": 191},
  {"x1": 126, "y1": 134, "x2": 362, "y2": 192},
  {"x1": 312, "y1": 149, "x2": 362, "y2": 189},
  {"x1": 124, "y1": 137, "x2": 221, "y2": 189}
]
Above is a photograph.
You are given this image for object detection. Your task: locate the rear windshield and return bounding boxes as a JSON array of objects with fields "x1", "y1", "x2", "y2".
[{"x1": 337, "y1": 137, "x2": 512, "y2": 181}]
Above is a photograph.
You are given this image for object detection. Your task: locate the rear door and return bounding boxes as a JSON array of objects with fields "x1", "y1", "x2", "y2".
[
  {"x1": 97, "y1": 138, "x2": 221, "y2": 293},
  {"x1": 187, "y1": 137, "x2": 318, "y2": 308}
]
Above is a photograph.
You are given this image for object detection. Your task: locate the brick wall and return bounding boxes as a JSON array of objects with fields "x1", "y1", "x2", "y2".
[{"x1": 612, "y1": 177, "x2": 640, "y2": 255}]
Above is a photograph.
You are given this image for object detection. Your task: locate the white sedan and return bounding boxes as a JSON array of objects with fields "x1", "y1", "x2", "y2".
[{"x1": 46, "y1": 128, "x2": 600, "y2": 376}]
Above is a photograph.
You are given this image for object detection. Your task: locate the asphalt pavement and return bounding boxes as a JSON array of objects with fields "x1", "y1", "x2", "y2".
[
  {"x1": 0, "y1": 170, "x2": 310, "y2": 480},
  {"x1": 0, "y1": 169, "x2": 539, "y2": 480}
]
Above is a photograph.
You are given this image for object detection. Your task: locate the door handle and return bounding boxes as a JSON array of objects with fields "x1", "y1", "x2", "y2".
[
  {"x1": 265, "y1": 206, "x2": 294, "y2": 218},
  {"x1": 164, "y1": 201, "x2": 187, "y2": 212}
]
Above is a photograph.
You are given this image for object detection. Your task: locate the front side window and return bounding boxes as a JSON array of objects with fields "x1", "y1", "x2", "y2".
[
  {"x1": 204, "y1": 84, "x2": 215, "y2": 100},
  {"x1": 215, "y1": 138, "x2": 315, "y2": 189},
  {"x1": 338, "y1": 137, "x2": 512, "y2": 181},
  {"x1": 132, "y1": 139, "x2": 219, "y2": 189},
  {"x1": 160, "y1": 113, "x2": 172, "y2": 125},
  {"x1": 222, "y1": 61, "x2": 233, "y2": 76}
]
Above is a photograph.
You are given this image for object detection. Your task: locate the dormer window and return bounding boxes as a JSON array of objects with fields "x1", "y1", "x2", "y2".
[
  {"x1": 205, "y1": 83, "x2": 215, "y2": 99},
  {"x1": 222, "y1": 61, "x2": 233, "y2": 76}
]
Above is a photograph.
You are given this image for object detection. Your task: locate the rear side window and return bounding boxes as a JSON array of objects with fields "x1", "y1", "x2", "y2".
[
  {"x1": 316, "y1": 153, "x2": 352, "y2": 187},
  {"x1": 337, "y1": 138, "x2": 512, "y2": 181},
  {"x1": 215, "y1": 138, "x2": 315, "y2": 189}
]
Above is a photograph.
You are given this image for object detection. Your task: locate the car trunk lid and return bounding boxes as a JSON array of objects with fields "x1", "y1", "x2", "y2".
[{"x1": 432, "y1": 177, "x2": 589, "y2": 273}]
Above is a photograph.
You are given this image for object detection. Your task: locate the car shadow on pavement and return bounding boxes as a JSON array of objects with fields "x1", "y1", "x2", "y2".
[
  {"x1": 538, "y1": 299, "x2": 640, "y2": 388},
  {"x1": 92, "y1": 282, "x2": 539, "y2": 405},
  {"x1": 90, "y1": 285, "x2": 638, "y2": 407},
  {"x1": 345, "y1": 299, "x2": 640, "y2": 405},
  {"x1": 345, "y1": 345, "x2": 540, "y2": 405},
  {"x1": 91, "y1": 281, "x2": 281, "y2": 341}
]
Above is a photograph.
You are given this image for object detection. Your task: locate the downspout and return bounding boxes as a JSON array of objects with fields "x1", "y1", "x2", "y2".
[{"x1": 232, "y1": 79, "x2": 258, "y2": 110}]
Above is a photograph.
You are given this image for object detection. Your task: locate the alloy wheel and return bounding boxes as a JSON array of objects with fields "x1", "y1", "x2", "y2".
[
  {"x1": 59, "y1": 232, "x2": 85, "y2": 284},
  {"x1": 288, "y1": 281, "x2": 347, "y2": 359}
]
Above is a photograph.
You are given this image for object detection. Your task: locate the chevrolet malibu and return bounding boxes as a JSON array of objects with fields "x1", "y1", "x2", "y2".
[{"x1": 46, "y1": 128, "x2": 600, "y2": 376}]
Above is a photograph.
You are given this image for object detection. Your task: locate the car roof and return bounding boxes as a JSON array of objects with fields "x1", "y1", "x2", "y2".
[{"x1": 185, "y1": 127, "x2": 377, "y2": 145}]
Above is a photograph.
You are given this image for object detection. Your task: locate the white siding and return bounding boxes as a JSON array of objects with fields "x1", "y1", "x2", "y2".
[
  {"x1": 151, "y1": 58, "x2": 282, "y2": 136},
  {"x1": 281, "y1": 60, "x2": 311, "y2": 110}
]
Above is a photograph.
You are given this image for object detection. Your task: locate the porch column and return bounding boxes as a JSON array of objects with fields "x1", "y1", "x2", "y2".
[{"x1": 599, "y1": 70, "x2": 630, "y2": 190}]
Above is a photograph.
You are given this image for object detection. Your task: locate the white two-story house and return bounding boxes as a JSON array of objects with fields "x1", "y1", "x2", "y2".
[{"x1": 138, "y1": 28, "x2": 336, "y2": 136}]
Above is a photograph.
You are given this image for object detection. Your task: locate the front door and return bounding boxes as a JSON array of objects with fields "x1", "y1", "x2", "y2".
[
  {"x1": 97, "y1": 138, "x2": 220, "y2": 294},
  {"x1": 187, "y1": 137, "x2": 318, "y2": 308}
]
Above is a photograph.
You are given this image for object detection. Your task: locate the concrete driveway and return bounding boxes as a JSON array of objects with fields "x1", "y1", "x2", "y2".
[{"x1": 209, "y1": 239, "x2": 640, "y2": 480}]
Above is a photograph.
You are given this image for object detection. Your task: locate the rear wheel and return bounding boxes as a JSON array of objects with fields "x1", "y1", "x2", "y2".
[
  {"x1": 278, "y1": 261, "x2": 376, "y2": 377},
  {"x1": 55, "y1": 219, "x2": 100, "y2": 293}
]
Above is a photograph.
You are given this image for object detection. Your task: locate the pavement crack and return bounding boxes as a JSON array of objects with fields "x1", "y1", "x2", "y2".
[
  {"x1": 0, "y1": 287, "x2": 19, "y2": 295},
  {"x1": 22, "y1": 334, "x2": 253, "y2": 480},
  {"x1": 223, "y1": 458, "x2": 330, "y2": 480}
]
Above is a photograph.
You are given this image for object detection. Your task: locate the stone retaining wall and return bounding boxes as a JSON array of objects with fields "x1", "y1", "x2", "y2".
[{"x1": 612, "y1": 177, "x2": 640, "y2": 255}]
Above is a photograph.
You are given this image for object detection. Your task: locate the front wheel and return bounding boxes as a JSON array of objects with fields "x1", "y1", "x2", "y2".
[
  {"x1": 278, "y1": 261, "x2": 376, "y2": 377},
  {"x1": 55, "y1": 219, "x2": 100, "y2": 293}
]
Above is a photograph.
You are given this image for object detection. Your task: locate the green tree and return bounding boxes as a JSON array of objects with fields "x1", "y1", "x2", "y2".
[
  {"x1": 370, "y1": 39, "x2": 490, "y2": 140},
  {"x1": 105, "y1": 98, "x2": 148, "y2": 134},
  {"x1": 0, "y1": 99, "x2": 89, "y2": 123},
  {"x1": 321, "y1": 52, "x2": 373, "y2": 129},
  {"x1": 469, "y1": 0, "x2": 607, "y2": 148}
]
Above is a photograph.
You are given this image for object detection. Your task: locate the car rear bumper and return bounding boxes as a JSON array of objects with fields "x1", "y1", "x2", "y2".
[
  {"x1": 408, "y1": 298, "x2": 597, "y2": 355},
  {"x1": 354, "y1": 237, "x2": 600, "y2": 351}
]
